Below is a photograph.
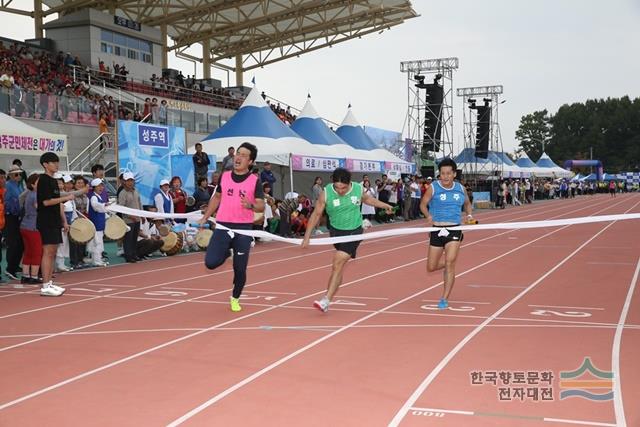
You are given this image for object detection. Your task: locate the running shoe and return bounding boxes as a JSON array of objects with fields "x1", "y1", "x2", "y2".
[
  {"x1": 50, "y1": 283, "x2": 66, "y2": 294},
  {"x1": 313, "y1": 297, "x2": 330, "y2": 313},
  {"x1": 230, "y1": 297, "x2": 242, "y2": 312},
  {"x1": 40, "y1": 282, "x2": 64, "y2": 297},
  {"x1": 438, "y1": 298, "x2": 448, "y2": 310}
]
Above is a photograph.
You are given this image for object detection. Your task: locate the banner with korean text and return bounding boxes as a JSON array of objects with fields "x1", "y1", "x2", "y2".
[
  {"x1": 384, "y1": 161, "x2": 416, "y2": 175},
  {"x1": 0, "y1": 133, "x2": 67, "y2": 157},
  {"x1": 345, "y1": 158, "x2": 384, "y2": 173},
  {"x1": 117, "y1": 121, "x2": 186, "y2": 205},
  {"x1": 291, "y1": 155, "x2": 344, "y2": 172}
]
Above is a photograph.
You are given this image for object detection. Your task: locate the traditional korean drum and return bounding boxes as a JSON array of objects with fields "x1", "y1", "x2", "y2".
[
  {"x1": 161, "y1": 232, "x2": 183, "y2": 255},
  {"x1": 69, "y1": 217, "x2": 95, "y2": 244},
  {"x1": 195, "y1": 229, "x2": 213, "y2": 250},
  {"x1": 104, "y1": 215, "x2": 127, "y2": 240}
]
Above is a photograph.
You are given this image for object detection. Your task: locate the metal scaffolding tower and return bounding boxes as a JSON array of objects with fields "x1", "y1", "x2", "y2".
[
  {"x1": 456, "y1": 85, "x2": 504, "y2": 178},
  {"x1": 401, "y1": 57, "x2": 458, "y2": 176}
]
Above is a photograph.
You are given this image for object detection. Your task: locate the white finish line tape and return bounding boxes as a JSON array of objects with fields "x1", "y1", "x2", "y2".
[{"x1": 107, "y1": 204, "x2": 640, "y2": 246}]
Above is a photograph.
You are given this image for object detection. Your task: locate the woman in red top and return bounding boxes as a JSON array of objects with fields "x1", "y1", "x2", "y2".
[{"x1": 170, "y1": 176, "x2": 187, "y2": 223}]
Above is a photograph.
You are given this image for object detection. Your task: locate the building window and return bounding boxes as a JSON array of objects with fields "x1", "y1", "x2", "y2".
[{"x1": 100, "y1": 28, "x2": 153, "y2": 64}]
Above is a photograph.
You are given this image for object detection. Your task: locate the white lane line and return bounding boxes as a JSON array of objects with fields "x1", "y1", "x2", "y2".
[
  {"x1": 0, "y1": 195, "x2": 602, "y2": 320},
  {"x1": 387, "y1": 199, "x2": 640, "y2": 427},
  {"x1": 0, "y1": 196, "x2": 618, "y2": 411},
  {"x1": 408, "y1": 407, "x2": 617, "y2": 426},
  {"x1": 0, "y1": 234, "x2": 435, "y2": 352},
  {"x1": 422, "y1": 299, "x2": 490, "y2": 305},
  {"x1": 3, "y1": 322, "x2": 639, "y2": 340},
  {"x1": 528, "y1": 304, "x2": 605, "y2": 311},
  {"x1": 611, "y1": 255, "x2": 639, "y2": 427},
  {"x1": 167, "y1": 201, "x2": 619, "y2": 426},
  {"x1": 0, "y1": 255, "x2": 428, "y2": 412}
]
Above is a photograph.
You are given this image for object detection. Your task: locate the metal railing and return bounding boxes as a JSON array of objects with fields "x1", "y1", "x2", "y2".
[
  {"x1": 0, "y1": 87, "x2": 231, "y2": 134},
  {"x1": 67, "y1": 132, "x2": 113, "y2": 173},
  {"x1": 69, "y1": 65, "x2": 243, "y2": 110}
]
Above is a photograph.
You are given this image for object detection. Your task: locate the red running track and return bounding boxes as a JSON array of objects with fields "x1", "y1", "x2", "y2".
[{"x1": 0, "y1": 194, "x2": 638, "y2": 427}]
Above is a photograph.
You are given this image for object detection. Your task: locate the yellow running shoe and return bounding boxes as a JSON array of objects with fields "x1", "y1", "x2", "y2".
[{"x1": 230, "y1": 297, "x2": 242, "y2": 312}]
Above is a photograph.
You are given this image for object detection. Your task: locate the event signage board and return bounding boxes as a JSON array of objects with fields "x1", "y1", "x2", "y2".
[
  {"x1": 384, "y1": 161, "x2": 416, "y2": 174},
  {"x1": 291, "y1": 155, "x2": 344, "y2": 172},
  {"x1": 345, "y1": 159, "x2": 384, "y2": 172},
  {"x1": 0, "y1": 133, "x2": 67, "y2": 156},
  {"x1": 138, "y1": 124, "x2": 169, "y2": 148},
  {"x1": 117, "y1": 120, "x2": 186, "y2": 205}
]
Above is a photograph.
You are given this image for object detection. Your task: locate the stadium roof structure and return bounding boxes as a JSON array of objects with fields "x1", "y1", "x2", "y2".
[{"x1": 9, "y1": 0, "x2": 417, "y2": 80}]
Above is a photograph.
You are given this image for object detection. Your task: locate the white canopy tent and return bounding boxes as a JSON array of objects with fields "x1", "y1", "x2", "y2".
[{"x1": 535, "y1": 152, "x2": 574, "y2": 178}]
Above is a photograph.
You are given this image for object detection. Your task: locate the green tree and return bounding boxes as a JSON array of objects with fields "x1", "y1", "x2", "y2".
[
  {"x1": 516, "y1": 97, "x2": 640, "y2": 173},
  {"x1": 515, "y1": 110, "x2": 551, "y2": 161}
]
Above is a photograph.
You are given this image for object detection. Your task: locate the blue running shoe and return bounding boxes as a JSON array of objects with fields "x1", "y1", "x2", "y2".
[{"x1": 438, "y1": 298, "x2": 448, "y2": 310}]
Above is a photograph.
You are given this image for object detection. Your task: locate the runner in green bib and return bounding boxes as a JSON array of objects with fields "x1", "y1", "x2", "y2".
[{"x1": 302, "y1": 168, "x2": 393, "y2": 313}]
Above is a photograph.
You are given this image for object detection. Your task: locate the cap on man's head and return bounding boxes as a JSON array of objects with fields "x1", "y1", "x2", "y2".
[
  {"x1": 62, "y1": 175, "x2": 73, "y2": 183},
  {"x1": 123, "y1": 172, "x2": 135, "y2": 181},
  {"x1": 91, "y1": 178, "x2": 103, "y2": 187},
  {"x1": 8, "y1": 165, "x2": 23, "y2": 174},
  {"x1": 426, "y1": 176, "x2": 433, "y2": 181},
  {"x1": 159, "y1": 179, "x2": 170, "y2": 186}
]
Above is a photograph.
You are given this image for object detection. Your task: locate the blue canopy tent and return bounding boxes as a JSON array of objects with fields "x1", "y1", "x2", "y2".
[
  {"x1": 535, "y1": 152, "x2": 573, "y2": 178},
  {"x1": 199, "y1": 88, "x2": 339, "y2": 195}
]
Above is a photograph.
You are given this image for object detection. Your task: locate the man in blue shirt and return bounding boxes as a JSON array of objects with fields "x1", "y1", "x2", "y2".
[
  {"x1": 420, "y1": 158, "x2": 474, "y2": 309},
  {"x1": 260, "y1": 162, "x2": 276, "y2": 196},
  {"x1": 4, "y1": 165, "x2": 24, "y2": 280}
]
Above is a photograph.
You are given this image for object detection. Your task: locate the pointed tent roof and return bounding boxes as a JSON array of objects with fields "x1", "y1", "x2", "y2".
[
  {"x1": 336, "y1": 108, "x2": 379, "y2": 151},
  {"x1": 492, "y1": 151, "x2": 517, "y2": 166},
  {"x1": 516, "y1": 152, "x2": 538, "y2": 168},
  {"x1": 536, "y1": 152, "x2": 561, "y2": 169},
  {"x1": 291, "y1": 99, "x2": 410, "y2": 164},
  {"x1": 203, "y1": 88, "x2": 299, "y2": 140},
  {"x1": 454, "y1": 148, "x2": 491, "y2": 164},
  {"x1": 536, "y1": 152, "x2": 573, "y2": 178},
  {"x1": 291, "y1": 98, "x2": 349, "y2": 147},
  {"x1": 200, "y1": 88, "x2": 335, "y2": 165}
]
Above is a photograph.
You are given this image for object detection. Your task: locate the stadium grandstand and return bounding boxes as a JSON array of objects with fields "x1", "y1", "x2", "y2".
[{"x1": 0, "y1": 1, "x2": 417, "y2": 176}]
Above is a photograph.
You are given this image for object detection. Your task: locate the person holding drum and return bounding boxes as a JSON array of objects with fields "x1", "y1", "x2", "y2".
[
  {"x1": 170, "y1": 176, "x2": 187, "y2": 223},
  {"x1": 55, "y1": 175, "x2": 75, "y2": 272},
  {"x1": 136, "y1": 206, "x2": 164, "y2": 259},
  {"x1": 118, "y1": 172, "x2": 143, "y2": 263},
  {"x1": 198, "y1": 142, "x2": 265, "y2": 313},
  {"x1": 154, "y1": 179, "x2": 174, "y2": 222},
  {"x1": 88, "y1": 178, "x2": 109, "y2": 267},
  {"x1": 70, "y1": 176, "x2": 89, "y2": 269}
]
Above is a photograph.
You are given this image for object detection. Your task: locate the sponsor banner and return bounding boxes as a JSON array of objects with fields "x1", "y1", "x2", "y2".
[
  {"x1": 345, "y1": 158, "x2": 384, "y2": 172},
  {"x1": 291, "y1": 155, "x2": 344, "y2": 172}
]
